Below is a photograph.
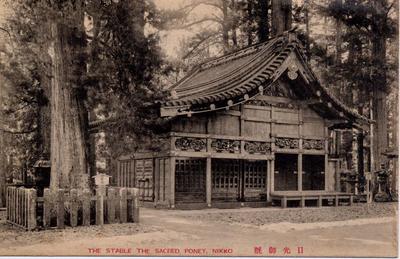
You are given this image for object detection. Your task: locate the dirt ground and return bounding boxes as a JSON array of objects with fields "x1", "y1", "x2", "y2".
[{"x1": 0, "y1": 202, "x2": 397, "y2": 257}]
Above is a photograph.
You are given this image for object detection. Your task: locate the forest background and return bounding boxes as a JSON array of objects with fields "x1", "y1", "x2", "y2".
[{"x1": 0, "y1": 0, "x2": 398, "y2": 204}]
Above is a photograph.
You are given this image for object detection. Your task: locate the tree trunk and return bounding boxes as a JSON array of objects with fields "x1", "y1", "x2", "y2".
[
  {"x1": 222, "y1": 0, "x2": 230, "y2": 53},
  {"x1": 271, "y1": 0, "x2": 292, "y2": 36},
  {"x1": 334, "y1": 0, "x2": 343, "y2": 65},
  {"x1": 247, "y1": 0, "x2": 255, "y2": 45},
  {"x1": 257, "y1": 0, "x2": 269, "y2": 42},
  {"x1": 0, "y1": 132, "x2": 5, "y2": 207},
  {"x1": 371, "y1": 0, "x2": 388, "y2": 171},
  {"x1": 88, "y1": 112, "x2": 97, "y2": 189},
  {"x1": 304, "y1": 0, "x2": 310, "y2": 58},
  {"x1": 372, "y1": 88, "x2": 388, "y2": 171},
  {"x1": 231, "y1": 0, "x2": 238, "y2": 47},
  {"x1": 49, "y1": 22, "x2": 89, "y2": 190}
]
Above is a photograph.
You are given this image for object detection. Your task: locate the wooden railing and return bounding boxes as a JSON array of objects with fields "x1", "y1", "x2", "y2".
[
  {"x1": 6, "y1": 186, "x2": 139, "y2": 230},
  {"x1": 6, "y1": 187, "x2": 37, "y2": 230}
]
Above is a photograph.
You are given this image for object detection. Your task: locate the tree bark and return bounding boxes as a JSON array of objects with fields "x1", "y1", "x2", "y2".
[
  {"x1": 49, "y1": 22, "x2": 89, "y2": 190},
  {"x1": 257, "y1": 0, "x2": 269, "y2": 42},
  {"x1": 371, "y1": 0, "x2": 388, "y2": 171},
  {"x1": 222, "y1": 0, "x2": 230, "y2": 53},
  {"x1": 334, "y1": 0, "x2": 343, "y2": 65},
  {"x1": 0, "y1": 132, "x2": 5, "y2": 207},
  {"x1": 271, "y1": 0, "x2": 292, "y2": 36},
  {"x1": 247, "y1": 0, "x2": 255, "y2": 45},
  {"x1": 305, "y1": 0, "x2": 310, "y2": 58},
  {"x1": 231, "y1": 0, "x2": 238, "y2": 47}
]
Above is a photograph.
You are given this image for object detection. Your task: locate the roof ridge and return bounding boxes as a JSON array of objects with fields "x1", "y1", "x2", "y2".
[{"x1": 198, "y1": 38, "x2": 276, "y2": 71}]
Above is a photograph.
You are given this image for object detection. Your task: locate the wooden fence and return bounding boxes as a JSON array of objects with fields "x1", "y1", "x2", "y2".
[
  {"x1": 6, "y1": 186, "x2": 139, "y2": 230},
  {"x1": 6, "y1": 187, "x2": 37, "y2": 230}
]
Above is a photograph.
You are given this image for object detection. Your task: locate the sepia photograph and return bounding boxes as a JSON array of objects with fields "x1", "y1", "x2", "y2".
[{"x1": 0, "y1": 0, "x2": 398, "y2": 257}]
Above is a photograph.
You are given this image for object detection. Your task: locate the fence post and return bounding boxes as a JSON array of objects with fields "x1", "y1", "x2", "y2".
[
  {"x1": 12, "y1": 187, "x2": 17, "y2": 223},
  {"x1": 70, "y1": 189, "x2": 78, "y2": 227},
  {"x1": 6, "y1": 187, "x2": 11, "y2": 221},
  {"x1": 114, "y1": 188, "x2": 121, "y2": 222},
  {"x1": 43, "y1": 189, "x2": 51, "y2": 229},
  {"x1": 57, "y1": 189, "x2": 65, "y2": 229},
  {"x1": 10, "y1": 187, "x2": 13, "y2": 221},
  {"x1": 23, "y1": 188, "x2": 27, "y2": 228},
  {"x1": 132, "y1": 188, "x2": 139, "y2": 223},
  {"x1": 27, "y1": 189, "x2": 37, "y2": 231},
  {"x1": 107, "y1": 188, "x2": 115, "y2": 224},
  {"x1": 96, "y1": 188, "x2": 104, "y2": 225},
  {"x1": 6, "y1": 187, "x2": 9, "y2": 221},
  {"x1": 119, "y1": 188, "x2": 127, "y2": 223},
  {"x1": 82, "y1": 189, "x2": 91, "y2": 226},
  {"x1": 16, "y1": 188, "x2": 20, "y2": 226}
]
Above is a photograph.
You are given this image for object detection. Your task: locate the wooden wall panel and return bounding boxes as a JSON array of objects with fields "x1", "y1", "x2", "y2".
[
  {"x1": 243, "y1": 121, "x2": 270, "y2": 138},
  {"x1": 274, "y1": 124, "x2": 299, "y2": 137},
  {"x1": 273, "y1": 110, "x2": 299, "y2": 122},
  {"x1": 303, "y1": 107, "x2": 321, "y2": 120},
  {"x1": 303, "y1": 122, "x2": 325, "y2": 137},
  {"x1": 208, "y1": 114, "x2": 240, "y2": 136},
  {"x1": 243, "y1": 108, "x2": 271, "y2": 120},
  {"x1": 172, "y1": 117, "x2": 207, "y2": 134}
]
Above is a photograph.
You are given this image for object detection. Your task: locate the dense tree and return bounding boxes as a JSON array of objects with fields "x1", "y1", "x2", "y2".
[
  {"x1": 85, "y1": 0, "x2": 169, "y2": 158},
  {"x1": 323, "y1": 0, "x2": 397, "y2": 170},
  {"x1": 0, "y1": 0, "x2": 168, "y2": 190}
]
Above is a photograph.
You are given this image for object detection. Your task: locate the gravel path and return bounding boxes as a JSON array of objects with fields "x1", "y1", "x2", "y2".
[
  {"x1": 179, "y1": 202, "x2": 398, "y2": 226},
  {"x1": 0, "y1": 210, "x2": 160, "y2": 249},
  {"x1": 0, "y1": 203, "x2": 397, "y2": 257}
]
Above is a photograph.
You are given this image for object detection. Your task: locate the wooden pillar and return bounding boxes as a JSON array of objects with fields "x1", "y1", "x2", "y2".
[
  {"x1": 318, "y1": 195, "x2": 323, "y2": 207},
  {"x1": 298, "y1": 108, "x2": 303, "y2": 192},
  {"x1": 325, "y1": 155, "x2": 329, "y2": 191},
  {"x1": 298, "y1": 153, "x2": 303, "y2": 191},
  {"x1": 170, "y1": 157, "x2": 176, "y2": 208},
  {"x1": 335, "y1": 160, "x2": 341, "y2": 192},
  {"x1": 281, "y1": 196, "x2": 287, "y2": 208},
  {"x1": 206, "y1": 157, "x2": 212, "y2": 207},
  {"x1": 300, "y1": 196, "x2": 305, "y2": 207},
  {"x1": 266, "y1": 160, "x2": 271, "y2": 202},
  {"x1": 271, "y1": 159, "x2": 275, "y2": 193},
  {"x1": 325, "y1": 126, "x2": 329, "y2": 191}
]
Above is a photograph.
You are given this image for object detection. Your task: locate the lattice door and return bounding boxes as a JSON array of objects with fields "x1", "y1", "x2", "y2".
[
  {"x1": 242, "y1": 160, "x2": 267, "y2": 201},
  {"x1": 212, "y1": 159, "x2": 267, "y2": 202},
  {"x1": 211, "y1": 159, "x2": 241, "y2": 202},
  {"x1": 175, "y1": 158, "x2": 206, "y2": 203}
]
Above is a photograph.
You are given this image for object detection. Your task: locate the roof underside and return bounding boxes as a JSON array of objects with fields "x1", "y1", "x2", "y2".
[{"x1": 162, "y1": 32, "x2": 370, "y2": 126}]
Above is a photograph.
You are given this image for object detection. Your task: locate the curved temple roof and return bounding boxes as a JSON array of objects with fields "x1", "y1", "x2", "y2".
[{"x1": 161, "y1": 31, "x2": 371, "y2": 127}]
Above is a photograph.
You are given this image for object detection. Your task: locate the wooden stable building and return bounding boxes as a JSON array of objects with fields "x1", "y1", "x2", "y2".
[{"x1": 113, "y1": 32, "x2": 370, "y2": 209}]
